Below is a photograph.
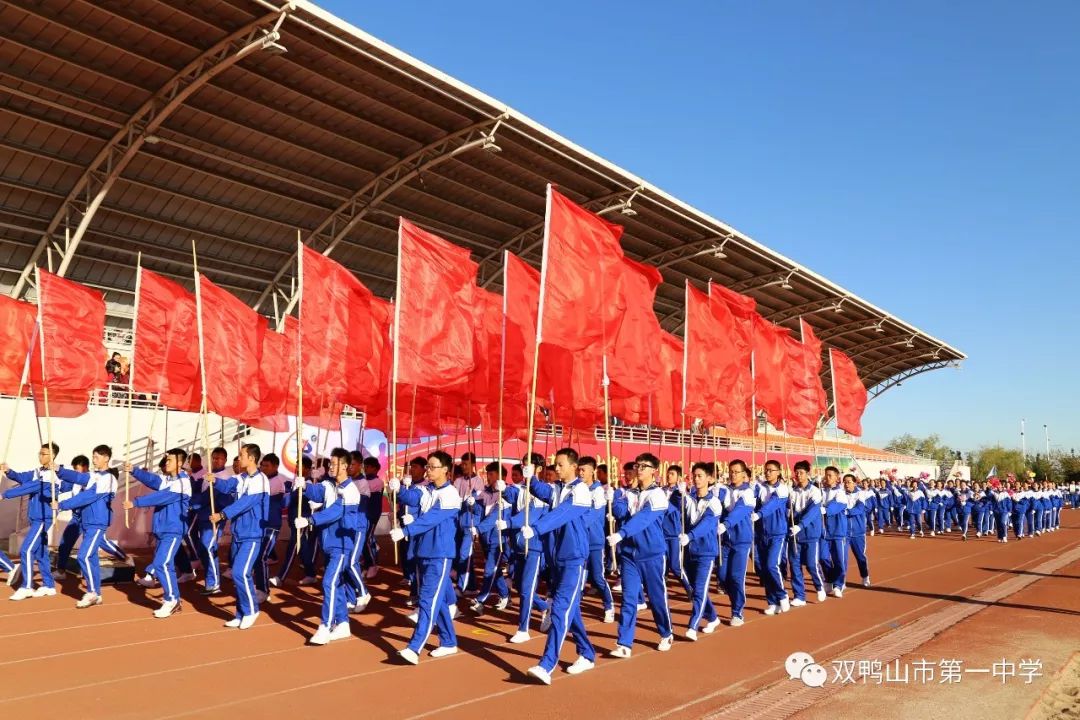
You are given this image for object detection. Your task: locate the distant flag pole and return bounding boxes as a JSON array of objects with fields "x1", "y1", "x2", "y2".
[
  {"x1": 33, "y1": 268, "x2": 58, "y2": 527},
  {"x1": 389, "y1": 225, "x2": 404, "y2": 564},
  {"x1": 191, "y1": 241, "x2": 216, "y2": 530},
  {"x1": 497, "y1": 252, "x2": 510, "y2": 556},
  {"x1": 294, "y1": 231, "x2": 305, "y2": 554},
  {"x1": 124, "y1": 253, "x2": 143, "y2": 527}
]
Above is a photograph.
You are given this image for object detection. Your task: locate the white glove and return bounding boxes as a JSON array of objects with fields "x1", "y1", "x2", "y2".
[
  {"x1": 57, "y1": 510, "x2": 73, "y2": 523},
  {"x1": 293, "y1": 476, "x2": 307, "y2": 490},
  {"x1": 390, "y1": 527, "x2": 405, "y2": 542},
  {"x1": 58, "y1": 491, "x2": 74, "y2": 502},
  {"x1": 470, "y1": 526, "x2": 478, "y2": 538},
  {"x1": 677, "y1": 480, "x2": 687, "y2": 494},
  {"x1": 466, "y1": 495, "x2": 476, "y2": 507},
  {"x1": 388, "y1": 477, "x2": 401, "y2": 494},
  {"x1": 717, "y1": 523, "x2": 727, "y2": 536},
  {"x1": 308, "y1": 501, "x2": 323, "y2": 511},
  {"x1": 495, "y1": 519, "x2": 507, "y2": 531},
  {"x1": 821, "y1": 505, "x2": 827, "y2": 515},
  {"x1": 678, "y1": 533, "x2": 690, "y2": 547},
  {"x1": 523, "y1": 464, "x2": 536, "y2": 480},
  {"x1": 294, "y1": 517, "x2": 309, "y2": 530},
  {"x1": 606, "y1": 532, "x2": 622, "y2": 546},
  {"x1": 496, "y1": 479, "x2": 506, "y2": 492},
  {"x1": 750, "y1": 512, "x2": 760, "y2": 523},
  {"x1": 791, "y1": 525, "x2": 801, "y2": 537},
  {"x1": 521, "y1": 526, "x2": 535, "y2": 540},
  {"x1": 402, "y1": 513, "x2": 414, "y2": 526},
  {"x1": 605, "y1": 486, "x2": 615, "y2": 502}
]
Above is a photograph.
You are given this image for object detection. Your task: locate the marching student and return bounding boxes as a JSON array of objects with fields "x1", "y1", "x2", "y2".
[
  {"x1": 755, "y1": 459, "x2": 791, "y2": 615},
  {"x1": 820, "y1": 466, "x2": 849, "y2": 598},
  {"x1": 873, "y1": 478, "x2": 892, "y2": 534},
  {"x1": 662, "y1": 465, "x2": 692, "y2": 597},
  {"x1": 390, "y1": 450, "x2": 462, "y2": 664},
  {"x1": 123, "y1": 448, "x2": 191, "y2": 617},
  {"x1": 719, "y1": 459, "x2": 757, "y2": 626},
  {"x1": 469, "y1": 461, "x2": 514, "y2": 615},
  {"x1": 342, "y1": 452, "x2": 372, "y2": 612},
  {"x1": 843, "y1": 474, "x2": 872, "y2": 588},
  {"x1": 256, "y1": 453, "x2": 289, "y2": 600},
  {"x1": 2, "y1": 443, "x2": 62, "y2": 600},
  {"x1": 55, "y1": 454, "x2": 127, "y2": 580},
  {"x1": 902, "y1": 480, "x2": 926, "y2": 539},
  {"x1": 361, "y1": 456, "x2": 383, "y2": 579},
  {"x1": 954, "y1": 481, "x2": 974, "y2": 540},
  {"x1": 607, "y1": 452, "x2": 674, "y2": 657},
  {"x1": 516, "y1": 448, "x2": 597, "y2": 684},
  {"x1": 505, "y1": 454, "x2": 551, "y2": 643},
  {"x1": 579, "y1": 456, "x2": 615, "y2": 624},
  {"x1": 208, "y1": 443, "x2": 269, "y2": 629},
  {"x1": 294, "y1": 447, "x2": 359, "y2": 645},
  {"x1": 788, "y1": 460, "x2": 826, "y2": 606},
  {"x1": 678, "y1": 462, "x2": 723, "y2": 639},
  {"x1": 54, "y1": 445, "x2": 119, "y2": 608},
  {"x1": 191, "y1": 447, "x2": 234, "y2": 595},
  {"x1": 398, "y1": 456, "x2": 430, "y2": 606},
  {"x1": 274, "y1": 455, "x2": 320, "y2": 587},
  {"x1": 991, "y1": 484, "x2": 1013, "y2": 542},
  {"x1": 452, "y1": 452, "x2": 483, "y2": 594}
]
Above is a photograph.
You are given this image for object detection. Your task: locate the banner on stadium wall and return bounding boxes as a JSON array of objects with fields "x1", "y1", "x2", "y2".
[
  {"x1": 271, "y1": 417, "x2": 386, "y2": 479},
  {"x1": 944, "y1": 462, "x2": 971, "y2": 482},
  {"x1": 853, "y1": 458, "x2": 940, "y2": 482}
]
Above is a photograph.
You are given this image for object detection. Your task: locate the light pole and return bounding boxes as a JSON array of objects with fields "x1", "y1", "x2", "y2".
[
  {"x1": 1021, "y1": 418, "x2": 1027, "y2": 459},
  {"x1": 1044, "y1": 424, "x2": 1051, "y2": 482}
]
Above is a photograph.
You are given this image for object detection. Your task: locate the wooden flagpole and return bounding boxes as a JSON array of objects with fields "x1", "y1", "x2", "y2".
[
  {"x1": 123, "y1": 254, "x2": 144, "y2": 527},
  {"x1": 497, "y1": 253, "x2": 510, "y2": 555},
  {"x1": 191, "y1": 242, "x2": 216, "y2": 530},
  {"x1": 389, "y1": 225, "x2": 404, "y2": 564},
  {"x1": 294, "y1": 232, "x2": 305, "y2": 554},
  {"x1": 33, "y1": 268, "x2": 58, "y2": 526}
]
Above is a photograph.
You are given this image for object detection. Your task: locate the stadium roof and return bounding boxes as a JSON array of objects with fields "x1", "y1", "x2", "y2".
[{"x1": 0, "y1": 0, "x2": 965, "y2": 407}]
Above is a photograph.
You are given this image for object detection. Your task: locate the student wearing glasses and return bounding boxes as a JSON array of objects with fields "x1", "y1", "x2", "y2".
[
  {"x1": 390, "y1": 450, "x2": 463, "y2": 664},
  {"x1": 720, "y1": 460, "x2": 758, "y2": 626},
  {"x1": 788, "y1": 460, "x2": 827, "y2": 605},
  {"x1": 505, "y1": 453, "x2": 553, "y2": 644},
  {"x1": 678, "y1": 461, "x2": 723, "y2": 639},
  {"x1": 754, "y1": 459, "x2": 792, "y2": 616},
  {"x1": 607, "y1": 453, "x2": 675, "y2": 657}
]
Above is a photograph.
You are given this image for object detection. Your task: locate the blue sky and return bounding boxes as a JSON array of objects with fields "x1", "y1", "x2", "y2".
[{"x1": 319, "y1": 0, "x2": 1080, "y2": 454}]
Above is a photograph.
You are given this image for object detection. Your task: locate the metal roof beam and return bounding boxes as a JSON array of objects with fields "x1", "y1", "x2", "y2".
[
  {"x1": 764, "y1": 296, "x2": 848, "y2": 324},
  {"x1": 9, "y1": 5, "x2": 294, "y2": 299},
  {"x1": 868, "y1": 361, "x2": 955, "y2": 401},
  {"x1": 639, "y1": 234, "x2": 736, "y2": 270}
]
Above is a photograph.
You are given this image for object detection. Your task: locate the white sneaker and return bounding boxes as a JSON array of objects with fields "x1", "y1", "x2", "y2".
[
  {"x1": 269, "y1": 576, "x2": 281, "y2": 588},
  {"x1": 225, "y1": 617, "x2": 242, "y2": 628},
  {"x1": 299, "y1": 575, "x2": 317, "y2": 586},
  {"x1": 685, "y1": 628, "x2": 698, "y2": 641},
  {"x1": 816, "y1": 590, "x2": 827, "y2": 602},
  {"x1": 832, "y1": 587, "x2": 844, "y2": 598},
  {"x1": 154, "y1": 599, "x2": 180, "y2": 618},
  {"x1": 540, "y1": 607, "x2": 552, "y2": 633},
  {"x1": 763, "y1": 604, "x2": 779, "y2": 616},
  {"x1": 603, "y1": 608, "x2": 615, "y2": 624},
  {"x1": 254, "y1": 590, "x2": 268, "y2": 605},
  {"x1": 448, "y1": 604, "x2": 459, "y2": 620},
  {"x1": 612, "y1": 583, "x2": 622, "y2": 592},
  {"x1": 495, "y1": 596, "x2": 510, "y2": 610},
  {"x1": 351, "y1": 593, "x2": 371, "y2": 613},
  {"x1": 136, "y1": 574, "x2": 157, "y2": 588},
  {"x1": 33, "y1": 586, "x2": 57, "y2": 598},
  {"x1": 791, "y1": 598, "x2": 807, "y2": 607},
  {"x1": 862, "y1": 577, "x2": 871, "y2": 588},
  {"x1": 526, "y1": 665, "x2": 552, "y2": 685},
  {"x1": 636, "y1": 602, "x2": 647, "y2": 611},
  {"x1": 565, "y1": 656, "x2": 595, "y2": 675},
  {"x1": 309, "y1": 624, "x2": 332, "y2": 645},
  {"x1": 177, "y1": 572, "x2": 196, "y2": 583},
  {"x1": 407, "y1": 611, "x2": 419, "y2": 624},
  {"x1": 9, "y1": 587, "x2": 34, "y2": 601},
  {"x1": 398, "y1": 648, "x2": 419, "y2": 665},
  {"x1": 657, "y1": 635, "x2": 673, "y2": 652},
  {"x1": 703, "y1": 618, "x2": 721, "y2": 634},
  {"x1": 780, "y1": 597, "x2": 791, "y2": 612},
  {"x1": 730, "y1": 616, "x2": 744, "y2": 627},
  {"x1": 430, "y1": 645, "x2": 458, "y2": 658},
  {"x1": 328, "y1": 622, "x2": 351, "y2": 641},
  {"x1": 6, "y1": 564, "x2": 21, "y2": 588},
  {"x1": 470, "y1": 599, "x2": 485, "y2": 616},
  {"x1": 76, "y1": 593, "x2": 102, "y2": 609},
  {"x1": 239, "y1": 612, "x2": 259, "y2": 630},
  {"x1": 509, "y1": 630, "x2": 531, "y2": 644},
  {"x1": 609, "y1": 645, "x2": 632, "y2": 658}
]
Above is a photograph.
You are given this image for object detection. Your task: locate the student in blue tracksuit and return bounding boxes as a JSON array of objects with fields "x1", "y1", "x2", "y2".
[
  {"x1": 343, "y1": 452, "x2": 373, "y2": 608},
  {"x1": 992, "y1": 487, "x2": 1013, "y2": 542},
  {"x1": 517, "y1": 448, "x2": 597, "y2": 684},
  {"x1": 662, "y1": 465, "x2": 692, "y2": 597},
  {"x1": 190, "y1": 446, "x2": 233, "y2": 595},
  {"x1": 123, "y1": 448, "x2": 191, "y2": 618},
  {"x1": 720, "y1": 459, "x2": 757, "y2": 626},
  {"x1": 274, "y1": 455, "x2": 320, "y2": 588},
  {"x1": 396, "y1": 456, "x2": 430, "y2": 607},
  {"x1": 843, "y1": 475, "x2": 872, "y2": 587},
  {"x1": 679, "y1": 461, "x2": 722, "y2": 639},
  {"x1": 755, "y1": 459, "x2": 791, "y2": 615},
  {"x1": 256, "y1": 453, "x2": 289, "y2": 599},
  {"x1": 452, "y1": 452, "x2": 483, "y2": 594},
  {"x1": 293, "y1": 447, "x2": 359, "y2": 645},
  {"x1": 55, "y1": 444, "x2": 118, "y2": 608},
  {"x1": 55, "y1": 454, "x2": 127, "y2": 580},
  {"x1": 505, "y1": 454, "x2": 552, "y2": 643},
  {"x1": 469, "y1": 461, "x2": 515, "y2": 615},
  {"x1": 954, "y1": 482, "x2": 974, "y2": 540},
  {"x1": 608, "y1": 452, "x2": 674, "y2": 657},
  {"x1": 360, "y1": 456, "x2": 384, "y2": 577},
  {"x1": 874, "y1": 479, "x2": 891, "y2": 534},
  {"x1": 819, "y1": 466, "x2": 849, "y2": 597},
  {"x1": 208, "y1": 443, "x2": 268, "y2": 629},
  {"x1": 391, "y1": 450, "x2": 462, "y2": 664},
  {"x1": 2, "y1": 443, "x2": 63, "y2": 600},
  {"x1": 788, "y1": 460, "x2": 826, "y2": 605},
  {"x1": 579, "y1": 456, "x2": 615, "y2": 624}
]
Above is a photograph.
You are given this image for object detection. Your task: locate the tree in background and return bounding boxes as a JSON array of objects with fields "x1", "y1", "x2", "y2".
[
  {"x1": 969, "y1": 445, "x2": 1027, "y2": 480},
  {"x1": 884, "y1": 433, "x2": 958, "y2": 465}
]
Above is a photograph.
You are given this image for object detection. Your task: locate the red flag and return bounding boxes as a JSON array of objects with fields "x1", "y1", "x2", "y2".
[
  {"x1": 752, "y1": 314, "x2": 789, "y2": 424},
  {"x1": 683, "y1": 282, "x2": 753, "y2": 433},
  {"x1": 30, "y1": 270, "x2": 106, "y2": 417},
  {"x1": 783, "y1": 324, "x2": 826, "y2": 438},
  {"x1": 707, "y1": 282, "x2": 754, "y2": 433},
  {"x1": 503, "y1": 252, "x2": 539, "y2": 397},
  {"x1": 608, "y1": 258, "x2": 663, "y2": 398},
  {"x1": 299, "y1": 245, "x2": 375, "y2": 411},
  {"x1": 283, "y1": 316, "x2": 341, "y2": 430},
  {"x1": 133, "y1": 268, "x2": 201, "y2": 412},
  {"x1": 246, "y1": 326, "x2": 290, "y2": 432},
  {"x1": 538, "y1": 186, "x2": 625, "y2": 352},
  {"x1": 711, "y1": 282, "x2": 757, "y2": 321},
  {"x1": 0, "y1": 296, "x2": 36, "y2": 396},
  {"x1": 830, "y1": 348, "x2": 868, "y2": 436},
  {"x1": 198, "y1": 274, "x2": 264, "y2": 421},
  {"x1": 396, "y1": 218, "x2": 478, "y2": 389}
]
